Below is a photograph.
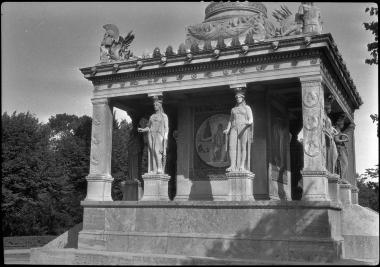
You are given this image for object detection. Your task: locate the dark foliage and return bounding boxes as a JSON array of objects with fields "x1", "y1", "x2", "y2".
[
  {"x1": 364, "y1": 7, "x2": 378, "y2": 65},
  {"x1": 2, "y1": 111, "x2": 133, "y2": 236}
]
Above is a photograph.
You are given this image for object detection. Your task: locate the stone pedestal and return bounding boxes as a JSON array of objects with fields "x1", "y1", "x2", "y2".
[
  {"x1": 327, "y1": 173, "x2": 341, "y2": 203},
  {"x1": 339, "y1": 181, "x2": 352, "y2": 205},
  {"x1": 301, "y1": 171, "x2": 330, "y2": 201},
  {"x1": 226, "y1": 171, "x2": 255, "y2": 201},
  {"x1": 121, "y1": 179, "x2": 142, "y2": 201},
  {"x1": 351, "y1": 186, "x2": 359, "y2": 205},
  {"x1": 141, "y1": 173, "x2": 170, "y2": 201}
]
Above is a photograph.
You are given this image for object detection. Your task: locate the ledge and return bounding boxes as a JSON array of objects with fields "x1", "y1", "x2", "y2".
[{"x1": 80, "y1": 200, "x2": 342, "y2": 210}]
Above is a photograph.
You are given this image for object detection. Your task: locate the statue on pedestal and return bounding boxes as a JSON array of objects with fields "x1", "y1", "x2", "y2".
[
  {"x1": 100, "y1": 24, "x2": 135, "y2": 63},
  {"x1": 223, "y1": 88, "x2": 253, "y2": 172},
  {"x1": 138, "y1": 96, "x2": 169, "y2": 174},
  {"x1": 297, "y1": 2, "x2": 322, "y2": 34},
  {"x1": 334, "y1": 115, "x2": 353, "y2": 180},
  {"x1": 323, "y1": 96, "x2": 338, "y2": 174}
]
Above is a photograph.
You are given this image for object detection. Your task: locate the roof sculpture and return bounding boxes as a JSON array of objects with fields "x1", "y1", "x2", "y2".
[{"x1": 89, "y1": 2, "x2": 361, "y2": 109}]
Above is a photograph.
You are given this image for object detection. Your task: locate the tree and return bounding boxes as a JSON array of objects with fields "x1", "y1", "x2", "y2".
[
  {"x1": 357, "y1": 167, "x2": 379, "y2": 211},
  {"x1": 370, "y1": 113, "x2": 378, "y2": 137},
  {"x1": 364, "y1": 7, "x2": 378, "y2": 65},
  {"x1": 111, "y1": 114, "x2": 131, "y2": 200},
  {"x1": 2, "y1": 112, "x2": 51, "y2": 235}
]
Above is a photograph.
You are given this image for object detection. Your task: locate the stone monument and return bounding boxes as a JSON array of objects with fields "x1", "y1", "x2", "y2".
[{"x1": 30, "y1": 2, "x2": 378, "y2": 265}]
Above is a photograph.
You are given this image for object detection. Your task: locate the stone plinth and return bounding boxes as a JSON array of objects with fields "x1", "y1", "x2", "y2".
[
  {"x1": 351, "y1": 186, "x2": 359, "y2": 205},
  {"x1": 226, "y1": 171, "x2": 255, "y2": 201},
  {"x1": 141, "y1": 173, "x2": 170, "y2": 201},
  {"x1": 72, "y1": 201, "x2": 343, "y2": 263},
  {"x1": 339, "y1": 181, "x2": 352, "y2": 205},
  {"x1": 327, "y1": 173, "x2": 341, "y2": 204},
  {"x1": 301, "y1": 171, "x2": 330, "y2": 201},
  {"x1": 121, "y1": 180, "x2": 142, "y2": 201}
]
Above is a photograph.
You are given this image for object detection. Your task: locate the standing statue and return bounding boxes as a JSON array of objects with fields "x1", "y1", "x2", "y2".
[
  {"x1": 297, "y1": 2, "x2": 322, "y2": 34},
  {"x1": 138, "y1": 96, "x2": 169, "y2": 174},
  {"x1": 223, "y1": 88, "x2": 253, "y2": 172},
  {"x1": 323, "y1": 97, "x2": 339, "y2": 174},
  {"x1": 334, "y1": 115, "x2": 352, "y2": 180},
  {"x1": 100, "y1": 24, "x2": 135, "y2": 63}
]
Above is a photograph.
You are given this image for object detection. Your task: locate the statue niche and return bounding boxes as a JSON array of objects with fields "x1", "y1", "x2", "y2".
[{"x1": 223, "y1": 88, "x2": 253, "y2": 172}]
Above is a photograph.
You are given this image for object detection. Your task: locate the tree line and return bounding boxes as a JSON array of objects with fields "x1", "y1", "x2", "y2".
[{"x1": 2, "y1": 111, "x2": 130, "y2": 236}]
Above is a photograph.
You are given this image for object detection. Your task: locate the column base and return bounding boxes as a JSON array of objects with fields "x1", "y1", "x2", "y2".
[
  {"x1": 327, "y1": 173, "x2": 341, "y2": 204},
  {"x1": 226, "y1": 171, "x2": 255, "y2": 201},
  {"x1": 351, "y1": 186, "x2": 359, "y2": 205},
  {"x1": 301, "y1": 171, "x2": 330, "y2": 201},
  {"x1": 84, "y1": 174, "x2": 113, "y2": 201},
  {"x1": 339, "y1": 180, "x2": 352, "y2": 205},
  {"x1": 121, "y1": 179, "x2": 142, "y2": 201},
  {"x1": 141, "y1": 173, "x2": 170, "y2": 201}
]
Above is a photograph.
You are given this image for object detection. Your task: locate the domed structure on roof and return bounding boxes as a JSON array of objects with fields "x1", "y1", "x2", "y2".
[{"x1": 204, "y1": 2, "x2": 267, "y2": 22}]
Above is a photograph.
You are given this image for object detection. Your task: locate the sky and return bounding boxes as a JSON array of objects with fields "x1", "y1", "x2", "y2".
[{"x1": 1, "y1": 2, "x2": 378, "y2": 175}]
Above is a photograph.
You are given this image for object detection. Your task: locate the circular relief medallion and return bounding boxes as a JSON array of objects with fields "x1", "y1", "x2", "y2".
[
  {"x1": 304, "y1": 115, "x2": 319, "y2": 130},
  {"x1": 196, "y1": 114, "x2": 230, "y2": 168},
  {"x1": 303, "y1": 91, "x2": 319, "y2": 108},
  {"x1": 304, "y1": 138, "x2": 320, "y2": 157}
]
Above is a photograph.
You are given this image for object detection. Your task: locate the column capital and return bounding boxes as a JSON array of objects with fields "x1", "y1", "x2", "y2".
[
  {"x1": 91, "y1": 97, "x2": 109, "y2": 105},
  {"x1": 229, "y1": 83, "x2": 247, "y2": 89},
  {"x1": 299, "y1": 75, "x2": 323, "y2": 84},
  {"x1": 148, "y1": 92, "x2": 163, "y2": 98}
]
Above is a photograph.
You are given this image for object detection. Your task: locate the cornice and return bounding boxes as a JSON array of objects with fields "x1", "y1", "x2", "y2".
[{"x1": 80, "y1": 34, "x2": 362, "y2": 110}]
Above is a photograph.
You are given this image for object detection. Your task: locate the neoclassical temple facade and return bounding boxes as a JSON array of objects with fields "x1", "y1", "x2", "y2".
[
  {"x1": 31, "y1": 2, "x2": 378, "y2": 265},
  {"x1": 80, "y1": 2, "x2": 362, "y2": 204}
]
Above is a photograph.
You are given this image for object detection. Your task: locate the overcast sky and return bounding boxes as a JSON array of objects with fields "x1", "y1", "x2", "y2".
[{"x1": 1, "y1": 2, "x2": 378, "y2": 174}]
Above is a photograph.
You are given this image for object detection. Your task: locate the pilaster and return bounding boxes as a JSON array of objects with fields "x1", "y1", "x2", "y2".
[
  {"x1": 84, "y1": 98, "x2": 114, "y2": 201},
  {"x1": 300, "y1": 75, "x2": 329, "y2": 201}
]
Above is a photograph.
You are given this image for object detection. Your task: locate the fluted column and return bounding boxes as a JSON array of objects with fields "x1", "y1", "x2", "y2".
[
  {"x1": 84, "y1": 98, "x2": 114, "y2": 201},
  {"x1": 300, "y1": 75, "x2": 329, "y2": 201}
]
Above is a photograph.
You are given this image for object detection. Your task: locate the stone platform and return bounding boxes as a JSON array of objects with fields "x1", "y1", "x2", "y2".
[{"x1": 45, "y1": 200, "x2": 345, "y2": 264}]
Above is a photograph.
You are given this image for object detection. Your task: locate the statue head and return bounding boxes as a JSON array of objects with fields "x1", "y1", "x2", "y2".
[
  {"x1": 102, "y1": 24, "x2": 120, "y2": 46},
  {"x1": 335, "y1": 114, "x2": 346, "y2": 130},
  {"x1": 152, "y1": 95, "x2": 164, "y2": 113},
  {"x1": 234, "y1": 88, "x2": 246, "y2": 104}
]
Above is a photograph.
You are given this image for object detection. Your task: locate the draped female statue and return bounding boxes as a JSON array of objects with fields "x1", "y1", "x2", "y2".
[
  {"x1": 138, "y1": 97, "x2": 169, "y2": 174},
  {"x1": 323, "y1": 96, "x2": 338, "y2": 174},
  {"x1": 334, "y1": 115, "x2": 352, "y2": 180},
  {"x1": 223, "y1": 88, "x2": 253, "y2": 172}
]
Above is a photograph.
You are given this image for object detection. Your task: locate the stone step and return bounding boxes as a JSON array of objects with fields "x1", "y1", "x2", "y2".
[
  {"x1": 30, "y1": 248, "x2": 378, "y2": 265},
  {"x1": 4, "y1": 249, "x2": 31, "y2": 264}
]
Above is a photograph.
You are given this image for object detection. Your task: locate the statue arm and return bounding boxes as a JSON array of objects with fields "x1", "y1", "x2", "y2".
[
  {"x1": 164, "y1": 114, "x2": 169, "y2": 140},
  {"x1": 223, "y1": 111, "x2": 233, "y2": 134},
  {"x1": 246, "y1": 106, "x2": 253, "y2": 126}
]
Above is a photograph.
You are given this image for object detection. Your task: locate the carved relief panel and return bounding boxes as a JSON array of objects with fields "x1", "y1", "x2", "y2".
[
  {"x1": 301, "y1": 79, "x2": 326, "y2": 172},
  {"x1": 191, "y1": 104, "x2": 231, "y2": 180}
]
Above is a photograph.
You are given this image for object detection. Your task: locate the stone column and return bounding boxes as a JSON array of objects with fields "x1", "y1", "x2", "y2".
[
  {"x1": 300, "y1": 76, "x2": 329, "y2": 201},
  {"x1": 84, "y1": 98, "x2": 113, "y2": 201}
]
